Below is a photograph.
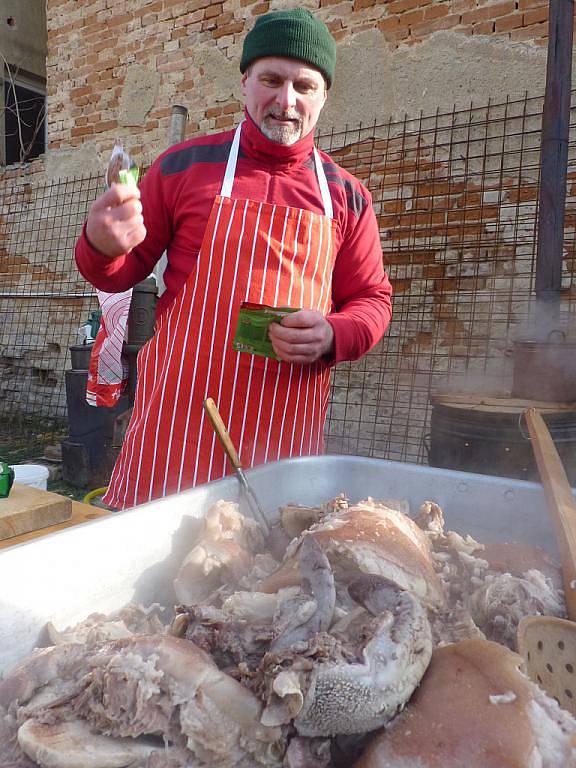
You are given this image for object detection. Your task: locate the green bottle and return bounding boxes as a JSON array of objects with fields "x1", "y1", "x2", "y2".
[{"x1": 0, "y1": 462, "x2": 15, "y2": 498}]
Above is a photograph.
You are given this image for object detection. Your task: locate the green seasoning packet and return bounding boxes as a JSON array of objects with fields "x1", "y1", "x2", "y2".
[
  {"x1": 233, "y1": 302, "x2": 300, "y2": 360},
  {"x1": 118, "y1": 165, "x2": 140, "y2": 188}
]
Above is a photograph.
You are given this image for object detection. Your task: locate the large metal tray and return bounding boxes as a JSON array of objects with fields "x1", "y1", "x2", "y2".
[{"x1": 0, "y1": 455, "x2": 557, "y2": 677}]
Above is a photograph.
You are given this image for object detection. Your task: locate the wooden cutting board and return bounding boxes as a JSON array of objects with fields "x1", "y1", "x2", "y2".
[{"x1": 0, "y1": 483, "x2": 72, "y2": 541}]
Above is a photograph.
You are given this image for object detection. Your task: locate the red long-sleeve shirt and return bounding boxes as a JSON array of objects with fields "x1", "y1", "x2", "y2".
[{"x1": 75, "y1": 111, "x2": 392, "y2": 364}]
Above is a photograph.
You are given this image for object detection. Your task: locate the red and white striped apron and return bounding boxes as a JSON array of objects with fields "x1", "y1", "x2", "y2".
[{"x1": 104, "y1": 123, "x2": 336, "y2": 509}]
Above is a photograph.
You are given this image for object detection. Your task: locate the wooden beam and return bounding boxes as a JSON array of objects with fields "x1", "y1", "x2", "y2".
[
  {"x1": 535, "y1": 0, "x2": 574, "y2": 307},
  {"x1": 525, "y1": 407, "x2": 576, "y2": 620}
]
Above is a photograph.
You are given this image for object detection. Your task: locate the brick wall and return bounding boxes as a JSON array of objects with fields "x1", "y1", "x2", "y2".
[
  {"x1": 41, "y1": 0, "x2": 552, "y2": 165},
  {"x1": 374, "y1": 0, "x2": 548, "y2": 44}
]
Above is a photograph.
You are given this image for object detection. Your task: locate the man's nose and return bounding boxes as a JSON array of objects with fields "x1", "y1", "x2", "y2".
[{"x1": 276, "y1": 82, "x2": 297, "y2": 110}]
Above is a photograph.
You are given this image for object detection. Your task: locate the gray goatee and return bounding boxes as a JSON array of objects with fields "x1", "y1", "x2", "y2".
[{"x1": 261, "y1": 108, "x2": 303, "y2": 145}]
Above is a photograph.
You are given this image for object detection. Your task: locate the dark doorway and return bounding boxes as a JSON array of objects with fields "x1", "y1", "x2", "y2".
[{"x1": 4, "y1": 77, "x2": 46, "y2": 164}]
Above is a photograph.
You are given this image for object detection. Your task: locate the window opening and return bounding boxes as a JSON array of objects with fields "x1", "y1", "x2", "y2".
[{"x1": 4, "y1": 71, "x2": 46, "y2": 164}]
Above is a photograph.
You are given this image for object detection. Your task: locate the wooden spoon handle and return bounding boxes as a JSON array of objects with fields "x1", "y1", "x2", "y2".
[
  {"x1": 203, "y1": 397, "x2": 242, "y2": 471},
  {"x1": 525, "y1": 407, "x2": 576, "y2": 620}
]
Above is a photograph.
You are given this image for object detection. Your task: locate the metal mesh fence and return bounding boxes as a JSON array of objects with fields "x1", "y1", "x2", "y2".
[
  {"x1": 320, "y1": 91, "x2": 576, "y2": 463},
  {"x1": 0, "y1": 174, "x2": 101, "y2": 447},
  {"x1": 1, "y1": 90, "x2": 575, "y2": 469}
]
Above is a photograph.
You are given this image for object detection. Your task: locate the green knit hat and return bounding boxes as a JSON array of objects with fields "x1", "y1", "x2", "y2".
[{"x1": 240, "y1": 8, "x2": 336, "y2": 88}]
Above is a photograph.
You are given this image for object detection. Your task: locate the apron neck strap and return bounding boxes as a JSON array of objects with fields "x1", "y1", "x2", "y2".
[
  {"x1": 220, "y1": 122, "x2": 243, "y2": 200},
  {"x1": 313, "y1": 146, "x2": 333, "y2": 220},
  {"x1": 220, "y1": 122, "x2": 333, "y2": 220}
]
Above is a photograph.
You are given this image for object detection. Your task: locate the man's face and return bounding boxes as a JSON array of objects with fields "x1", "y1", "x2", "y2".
[{"x1": 241, "y1": 57, "x2": 328, "y2": 145}]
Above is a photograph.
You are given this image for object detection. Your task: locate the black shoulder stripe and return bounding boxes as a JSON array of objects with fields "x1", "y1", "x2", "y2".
[
  {"x1": 161, "y1": 141, "x2": 233, "y2": 176},
  {"x1": 343, "y1": 179, "x2": 367, "y2": 217},
  {"x1": 322, "y1": 161, "x2": 341, "y2": 179},
  {"x1": 321, "y1": 161, "x2": 367, "y2": 217}
]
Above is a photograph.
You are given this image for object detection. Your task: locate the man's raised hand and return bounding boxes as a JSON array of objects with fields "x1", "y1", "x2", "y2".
[{"x1": 85, "y1": 184, "x2": 146, "y2": 258}]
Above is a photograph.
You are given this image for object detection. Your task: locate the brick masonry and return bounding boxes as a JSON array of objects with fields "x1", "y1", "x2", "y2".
[{"x1": 40, "y1": 0, "x2": 554, "y2": 165}]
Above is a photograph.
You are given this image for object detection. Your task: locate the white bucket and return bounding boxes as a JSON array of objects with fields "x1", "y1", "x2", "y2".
[{"x1": 10, "y1": 464, "x2": 50, "y2": 491}]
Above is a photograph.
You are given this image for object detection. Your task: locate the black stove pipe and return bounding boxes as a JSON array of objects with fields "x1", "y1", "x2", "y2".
[{"x1": 535, "y1": 0, "x2": 574, "y2": 328}]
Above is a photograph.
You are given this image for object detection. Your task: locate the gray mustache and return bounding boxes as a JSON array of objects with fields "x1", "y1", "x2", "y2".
[{"x1": 265, "y1": 109, "x2": 302, "y2": 121}]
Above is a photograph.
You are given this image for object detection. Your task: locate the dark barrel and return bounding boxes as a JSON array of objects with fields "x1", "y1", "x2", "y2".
[
  {"x1": 127, "y1": 278, "x2": 158, "y2": 345},
  {"x1": 429, "y1": 402, "x2": 576, "y2": 485}
]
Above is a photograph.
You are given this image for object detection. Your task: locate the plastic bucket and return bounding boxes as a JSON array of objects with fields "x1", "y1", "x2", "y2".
[{"x1": 10, "y1": 464, "x2": 50, "y2": 491}]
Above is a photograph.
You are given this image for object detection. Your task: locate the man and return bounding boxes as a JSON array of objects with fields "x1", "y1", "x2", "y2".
[{"x1": 75, "y1": 8, "x2": 392, "y2": 509}]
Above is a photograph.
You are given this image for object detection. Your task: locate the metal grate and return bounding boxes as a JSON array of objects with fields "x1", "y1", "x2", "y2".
[
  {"x1": 319, "y1": 91, "x2": 576, "y2": 463},
  {"x1": 0, "y1": 173, "x2": 102, "y2": 447},
  {"x1": 1, "y1": 90, "x2": 576, "y2": 471}
]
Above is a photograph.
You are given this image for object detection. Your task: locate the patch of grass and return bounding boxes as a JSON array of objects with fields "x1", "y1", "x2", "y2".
[
  {"x1": 47, "y1": 479, "x2": 89, "y2": 502},
  {"x1": 0, "y1": 447, "x2": 46, "y2": 467},
  {"x1": 0, "y1": 417, "x2": 67, "y2": 466}
]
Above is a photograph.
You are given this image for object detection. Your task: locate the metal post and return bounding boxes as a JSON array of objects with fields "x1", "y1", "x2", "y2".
[
  {"x1": 535, "y1": 0, "x2": 574, "y2": 331},
  {"x1": 169, "y1": 104, "x2": 189, "y2": 146}
]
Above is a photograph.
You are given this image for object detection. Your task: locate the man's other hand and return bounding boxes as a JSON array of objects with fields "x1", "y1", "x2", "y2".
[
  {"x1": 268, "y1": 310, "x2": 334, "y2": 364},
  {"x1": 85, "y1": 184, "x2": 146, "y2": 258}
]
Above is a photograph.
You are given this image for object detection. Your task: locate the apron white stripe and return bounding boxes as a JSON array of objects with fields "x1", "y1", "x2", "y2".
[
  {"x1": 289, "y1": 209, "x2": 303, "y2": 302},
  {"x1": 264, "y1": 363, "x2": 283, "y2": 463},
  {"x1": 299, "y1": 364, "x2": 312, "y2": 456},
  {"x1": 114, "y1": 316, "x2": 155, "y2": 502},
  {"x1": 249, "y1": 357, "x2": 269, "y2": 468},
  {"x1": 307, "y1": 225, "x2": 324, "y2": 454},
  {"x1": 147, "y1": 272, "x2": 195, "y2": 499},
  {"x1": 258, "y1": 205, "x2": 276, "y2": 303},
  {"x1": 264, "y1": 208, "x2": 290, "y2": 463},
  {"x1": 177, "y1": 201, "x2": 227, "y2": 490},
  {"x1": 238, "y1": 356, "x2": 256, "y2": 462},
  {"x1": 264, "y1": 209, "x2": 295, "y2": 462},
  {"x1": 308, "y1": 210, "x2": 323, "y2": 309},
  {"x1": 276, "y1": 210, "x2": 304, "y2": 460},
  {"x1": 318, "y1": 221, "x2": 334, "y2": 455},
  {"x1": 113, "y1": 299, "x2": 159, "y2": 504},
  {"x1": 236, "y1": 203, "x2": 263, "y2": 464},
  {"x1": 307, "y1": 342, "x2": 319, "y2": 455},
  {"x1": 320, "y1": 373, "x2": 331, "y2": 453},
  {"x1": 137, "y1": 282, "x2": 189, "y2": 503},
  {"x1": 276, "y1": 363, "x2": 294, "y2": 461},
  {"x1": 299, "y1": 216, "x2": 313, "y2": 306},
  {"x1": 208, "y1": 199, "x2": 249, "y2": 479},
  {"x1": 249, "y1": 206, "x2": 277, "y2": 468},
  {"x1": 289, "y1": 216, "x2": 314, "y2": 458},
  {"x1": 272, "y1": 207, "x2": 290, "y2": 303},
  {"x1": 288, "y1": 365, "x2": 304, "y2": 456},
  {"x1": 318, "y1": 218, "x2": 333, "y2": 314},
  {"x1": 160, "y1": 253, "x2": 204, "y2": 496},
  {"x1": 191, "y1": 200, "x2": 238, "y2": 487}
]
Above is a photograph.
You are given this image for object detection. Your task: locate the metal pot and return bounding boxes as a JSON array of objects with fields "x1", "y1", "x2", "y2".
[
  {"x1": 69, "y1": 344, "x2": 94, "y2": 370},
  {"x1": 511, "y1": 332, "x2": 576, "y2": 402},
  {"x1": 429, "y1": 401, "x2": 576, "y2": 483}
]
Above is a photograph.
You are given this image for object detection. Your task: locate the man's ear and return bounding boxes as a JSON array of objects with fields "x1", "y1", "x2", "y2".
[{"x1": 240, "y1": 71, "x2": 249, "y2": 97}]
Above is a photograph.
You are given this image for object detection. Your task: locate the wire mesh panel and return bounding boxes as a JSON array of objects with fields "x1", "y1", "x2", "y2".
[
  {"x1": 319, "y1": 92, "x2": 576, "y2": 464},
  {"x1": 0, "y1": 174, "x2": 101, "y2": 443},
  {"x1": 2, "y1": 91, "x2": 576, "y2": 469}
]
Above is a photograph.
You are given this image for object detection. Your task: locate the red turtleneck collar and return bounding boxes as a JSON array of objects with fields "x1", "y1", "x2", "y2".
[{"x1": 239, "y1": 109, "x2": 316, "y2": 170}]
